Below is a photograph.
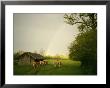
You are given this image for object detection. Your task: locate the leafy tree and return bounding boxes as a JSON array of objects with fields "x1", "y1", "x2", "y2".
[
  {"x1": 14, "y1": 51, "x2": 24, "y2": 65},
  {"x1": 64, "y1": 13, "x2": 97, "y2": 32},
  {"x1": 64, "y1": 13, "x2": 97, "y2": 74}
]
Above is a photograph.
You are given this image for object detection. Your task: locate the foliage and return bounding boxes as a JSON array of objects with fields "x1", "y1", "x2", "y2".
[
  {"x1": 69, "y1": 30, "x2": 97, "y2": 72},
  {"x1": 64, "y1": 13, "x2": 97, "y2": 74},
  {"x1": 64, "y1": 13, "x2": 97, "y2": 32},
  {"x1": 44, "y1": 55, "x2": 68, "y2": 60},
  {"x1": 44, "y1": 56, "x2": 53, "y2": 60},
  {"x1": 14, "y1": 51, "x2": 24, "y2": 65}
]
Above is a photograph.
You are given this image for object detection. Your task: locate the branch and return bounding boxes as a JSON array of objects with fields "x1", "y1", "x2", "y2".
[{"x1": 74, "y1": 22, "x2": 83, "y2": 24}]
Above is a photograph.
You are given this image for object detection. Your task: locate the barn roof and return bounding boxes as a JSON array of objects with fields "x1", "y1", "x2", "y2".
[{"x1": 19, "y1": 52, "x2": 44, "y2": 60}]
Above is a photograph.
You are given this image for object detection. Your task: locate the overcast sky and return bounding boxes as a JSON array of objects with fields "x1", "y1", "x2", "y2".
[{"x1": 14, "y1": 13, "x2": 78, "y2": 56}]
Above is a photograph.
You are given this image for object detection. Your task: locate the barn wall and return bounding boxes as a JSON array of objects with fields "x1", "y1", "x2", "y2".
[{"x1": 18, "y1": 56, "x2": 34, "y2": 65}]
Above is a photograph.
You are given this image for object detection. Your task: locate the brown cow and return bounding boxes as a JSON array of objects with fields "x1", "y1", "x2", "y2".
[
  {"x1": 40, "y1": 60, "x2": 48, "y2": 65},
  {"x1": 54, "y1": 59, "x2": 62, "y2": 67},
  {"x1": 32, "y1": 61, "x2": 40, "y2": 70}
]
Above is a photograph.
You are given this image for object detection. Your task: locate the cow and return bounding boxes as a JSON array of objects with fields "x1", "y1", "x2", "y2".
[
  {"x1": 32, "y1": 59, "x2": 48, "y2": 69},
  {"x1": 40, "y1": 60, "x2": 48, "y2": 66},
  {"x1": 32, "y1": 61, "x2": 40, "y2": 70},
  {"x1": 32, "y1": 59, "x2": 43, "y2": 69},
  {"x1": 53, "y1": 59, "x2": 62, "y2": 67},
  {"x1": 43, "y1": 60, "x2": 48, "y2": 65}
]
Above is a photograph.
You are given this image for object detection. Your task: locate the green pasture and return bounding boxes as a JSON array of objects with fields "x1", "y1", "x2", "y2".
[{"x1": 14, "y1": 59, "x2": 96, "y2": 75}]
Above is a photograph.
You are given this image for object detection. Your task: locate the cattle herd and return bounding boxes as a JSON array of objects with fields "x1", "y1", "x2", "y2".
[{"x1": 32, "y1": 59, "x2": 62, "y2": 70}]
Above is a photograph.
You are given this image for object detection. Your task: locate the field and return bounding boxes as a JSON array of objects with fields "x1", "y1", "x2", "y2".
[{"x1": 14, "y1": 59, "x2": 93, "y2": 75}]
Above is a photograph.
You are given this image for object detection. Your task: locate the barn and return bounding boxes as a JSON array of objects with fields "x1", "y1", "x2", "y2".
[{"x1": 18, "y1": 52, "x2": 44, "y2": 65}]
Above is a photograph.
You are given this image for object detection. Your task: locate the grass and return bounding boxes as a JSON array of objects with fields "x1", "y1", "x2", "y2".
[{"x1": 14, "y1": 59, "x2": 96, "y2": 75}]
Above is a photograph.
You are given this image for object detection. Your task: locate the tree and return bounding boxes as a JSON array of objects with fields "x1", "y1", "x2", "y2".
[
  {"x1": 64, "y1": 13, "x2": 97, "y2": 32},
  {"x1": 14, "y1": 51, "x2": 24, "y2": 65},
  {"x1": 64, "y1": 13, "x2": 97, "y2": 74},
  {"x1": 39, "y1": 49, "x2": 46, "y2": 56}
]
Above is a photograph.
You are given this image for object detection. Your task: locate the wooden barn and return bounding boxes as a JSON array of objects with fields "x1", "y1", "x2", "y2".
[{"x1": 18, "y1": 52, "x2": 44, "y2": 65}]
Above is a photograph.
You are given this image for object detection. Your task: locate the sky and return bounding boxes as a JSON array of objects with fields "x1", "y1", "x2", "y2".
[{"x1": 14, "y1": 13, "x2": 78, "y2": 56}]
